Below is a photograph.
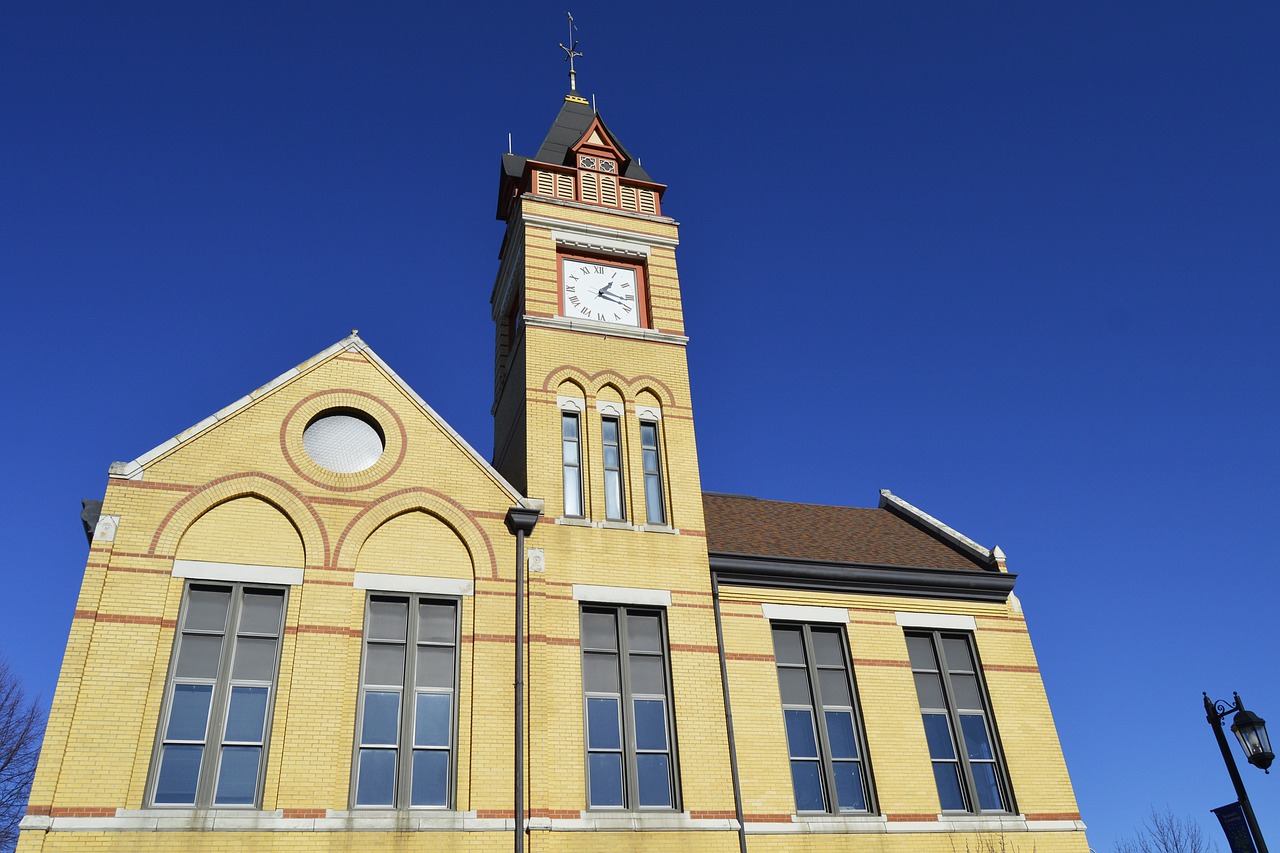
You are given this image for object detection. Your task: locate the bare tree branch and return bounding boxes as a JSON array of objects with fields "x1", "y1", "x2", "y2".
[
  {"x1": 0, "y1": 655, "x2": 43, "y2": 853},
  {"x1": 1115, "y1": 808, "x2": 1219, "y2": 853}
]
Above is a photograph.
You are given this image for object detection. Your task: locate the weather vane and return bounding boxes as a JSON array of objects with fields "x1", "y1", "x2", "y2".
[{"x1": 560, "y1": 12, "x2": 583, "y2": 92}]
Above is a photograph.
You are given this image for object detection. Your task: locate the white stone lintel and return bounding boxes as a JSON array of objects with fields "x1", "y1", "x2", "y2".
[
  {"x1": 761, "y1": 603, "x2": 850, "y2": 624},
  {"x1": 353, "y1": 573, "x2": 474, "y2": 597},
  {"x1": 894, "y1": 612, "x2": 978, "y2": 632},
  {"x1": 572, "y1": 584, "x2": 672, "y2": 607},
  {"x1": 172, "y1": 560, "x2": 303, "y2": 586}
]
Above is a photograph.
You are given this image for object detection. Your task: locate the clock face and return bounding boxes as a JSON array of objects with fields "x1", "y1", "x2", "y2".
[{"x1": 562, "y1": 259, "x2": 641, "y2": 327}]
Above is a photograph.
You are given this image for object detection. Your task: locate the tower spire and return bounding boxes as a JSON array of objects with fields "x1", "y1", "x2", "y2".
[{"x1": 559, "y1": 11, "x2": 583, "y2": 92}]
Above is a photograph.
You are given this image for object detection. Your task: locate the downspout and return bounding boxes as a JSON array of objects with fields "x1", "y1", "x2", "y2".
[
  {"x1": 505, "y1": 504, "x2": 542, "y2": 853},
  {"x1": 712, "y1": 572, "x2": 749, "y2": 853}
]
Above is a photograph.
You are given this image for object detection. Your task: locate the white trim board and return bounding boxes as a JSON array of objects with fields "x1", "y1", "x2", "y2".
[
  {"x1": 761, "y1": 604, "x2": 849, "y2": 624},
  {"x1": 353, "y1": 573, "x2": 474, "y2": 596},
  {"x1": 894, "y1": 612, "x2": 977, "y2": 631},
  {"x1": 172, "y1": 560, "x2": 303, "y2": 586},
  {"x1": 572, "y1": 584, "x2": 672, "y2": 607}
]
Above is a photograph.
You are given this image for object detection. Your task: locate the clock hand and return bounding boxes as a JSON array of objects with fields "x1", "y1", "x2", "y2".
[{"x1": 597, "y1": 292, "x2": 629, "y2": 307}]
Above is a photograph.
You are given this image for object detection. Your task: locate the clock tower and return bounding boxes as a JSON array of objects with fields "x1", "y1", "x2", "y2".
[{"x1": 489, "y1": 83, "x2": 737, "y2": 839}]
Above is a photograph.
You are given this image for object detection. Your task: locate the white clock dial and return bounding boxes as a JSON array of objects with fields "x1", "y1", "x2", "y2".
[{"x1": 561, "y1": 260, "x2": 640, "y2": 327}]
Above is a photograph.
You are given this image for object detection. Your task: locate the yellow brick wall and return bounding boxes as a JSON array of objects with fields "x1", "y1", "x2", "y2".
[{"x1": 20, "y1": 193, "x2": 1087, "y2": 853}]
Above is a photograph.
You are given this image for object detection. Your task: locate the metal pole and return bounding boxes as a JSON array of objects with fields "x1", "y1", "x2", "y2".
[
  {"x1": 1205, "y1": 693, "x2": 1270, "y2": 853},
  {"x1": 711, "y1": 573, "x2": 749, "y2": 853},
  {"x1": 506, "y1": 506, "x2": 541, "y2": 853}
]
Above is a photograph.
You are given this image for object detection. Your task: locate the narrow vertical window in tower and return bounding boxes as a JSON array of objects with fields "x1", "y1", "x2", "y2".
[
  {"x1": 601, "y1": 416, "x2": 625, "y2": 520},
  {"x1": 639, "y1": 421, "x2": 665, "y2": 525},
  {"x1": 563, "y1": 412, "x2": 585, "y2": 517}
]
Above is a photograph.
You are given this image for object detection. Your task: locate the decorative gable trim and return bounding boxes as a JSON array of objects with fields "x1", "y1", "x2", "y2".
[{"x1": 878, "y1": 490, "x2": 1000, "y2": 569}]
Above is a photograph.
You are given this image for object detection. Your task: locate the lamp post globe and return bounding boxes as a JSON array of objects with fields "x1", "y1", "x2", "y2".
[{"x1": 1232, "y1": 705, "x2": 1275, "y2": 773}]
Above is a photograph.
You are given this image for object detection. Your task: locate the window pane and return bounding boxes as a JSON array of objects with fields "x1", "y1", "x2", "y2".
[
  {"x1": 922, "y1": 713, "x2": 956, "y2": 759},
  {"x1": 365, "y1": 644, "x2": 406, "y2": 686},
  {"x1": 833, "y1": 761, "x2": 867, "y2": 812},
  {"x1": 562, "y1": 413, "x2": 579, "y2": 440},
  {"x1": 564, "y1": 467, "x2": 583, "y2": 516},
  {"x1": 933, "y1": 763, "x2": 967, "y2": 811},
  {"x1": 960, "y1": 714, "x2": 994, "y2": 761},
  {"x1": 185, "y1": 588, "x2": 231, "y2": 632},
  {"x1": 642, "y1": 448, "x2": 659, "y2": 472},
  {"x1": 368, "y1": 599, "x2": 408, "y2": 642},
  {"x1": 913, "y1": 672, "x2": 945, "y2": 710},
  {"x1": 232, "y1": 637, "x2": 277, "y2": 681},
  {"x1": 175, "y1": 634, "x2": 223, "y2": 679},
  {"x1": 811, "y1": 630, "x2": 844, "y2": 667},
  {"x1": 942, "y1": 637, "x2": 974, "y2": 672},
  {"x1": 824, "y1": 710, "x2": 858, "y2": 759},
  {"x1": 417, "y1": 603, "x2": 456, "y2": 644},
  {"x1": 411, "y1": 750, "x2": 449, "y2": 807},
  {"x1": 633, "y1": 699, "x2": 667, "y2": 751},
  {"x1": 971, "y1": 762, "x2": 1006, "y2": 811},
  {"x1": 415, "y1": 646, "x2": 454, "y2": 689},
  {"x1": 906, "y1": 635, "x2": 937, "y2": 671},
  {"x1": 818, "y1": 669, "x2": 851, "y2": 707},
  {"x1": 213, "y1": 745, "x2": 261, "y2": 805},
  {"x1": 588, "y1": 753, "x2": 623, "y2": 807},
  {"x1": 604, "y1": 473, "x2": 623, "y2": 519},
  {"x1": 790, "y1": 760, "x2": 826, "y2": 812},
  {"x1": 355, "y1": 749, "x2": 396, "y2": 806},
  {"x1": 601, "y1": 418, "x2": 618, "y2": 443},
  {"x1": 238, "y1": 592, "x2": 284, "y2": 635},
  {"x1": 583, "y1": 652, "x2": 619, "y2": 692},
  {"x1": 640, "y1": 422, "x2": 656, "y2": 448},
  {"x1": 166, "y1": 684, "x2": 213, "y2": 741},
  {"x1": 626, "y1": 613, "x2": 661, "y2": 652},
  {"x1": 361, "y1": 691, "x2": 401, "y2": 746},
  {"x1": 951, "y1": 673, "x2": 982, "y2": 711},
  {"x1": 778, "y1": 668, "x2": 811, "y2": 705},
  {"x1": 562, "y1": 441, "x2": 580, "y2": 467},
  {"x1": 224, "y1": 686, "x2": 268, "y2": 743},
  {"x1": 582, "y1": 611, "x2": 617, "y2": 650},
  {"x1": 636, "y1": 754, "x2": 672, "y2": 807},
  {"x1": 586, "y1": 697, "x2": 621, "y2": 750},
  {"x1": 771, "y1": 628, "x2": 805, "y2": 666},
  {"x1": 154, "y1": 745, "x2": 203, "y2": 804},
  {"x1": 644, "y1": 476, "x2": 664, "y2": 524},
  {"x1": 784, "y1": 709, "x2": 818, "y2": 758},
  {"x1": 629, "y1": 655, "x2": 664, "y2": 695},
  {"x1": 604, "y1": 445, "x2": 620, "y2": 468},
  {"x1": 415, "y1": 693, "x2": 451, "y2": 748}
]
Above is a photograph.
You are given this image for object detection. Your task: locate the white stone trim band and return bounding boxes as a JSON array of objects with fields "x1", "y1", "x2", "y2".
[
  {"x1": 557, "y1": 395, "x2": 587, "y2": 412},
  {"x1": 596, "y1": 399, "x2": 625, "y2": 416},
  {"x1": 894, "y1": 612, "x2": 977, "y2": 631},
  {"x1": 761, "y1": 604, "x2": 850, "y2": 624},
  {"x1": 572, "y1": 584, "x2": 672, "y2": 607},
  {"x1": 354, "y1": 573, "x2": 474, "y2": 596},
  {"x1": 636, "y1": 405, "x2": 661, "y2": 421},
  {"x1": 171, "y1": 560, "x2": 303, "y2": 586}
]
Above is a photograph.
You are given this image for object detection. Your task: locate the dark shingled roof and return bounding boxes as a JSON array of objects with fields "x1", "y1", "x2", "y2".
[
  {"x1": 533, "y1": 95, "x2": 653, "y2": 182},
  {"x1": 703, "y1": 493, "x2": 989, "y2": 572}
]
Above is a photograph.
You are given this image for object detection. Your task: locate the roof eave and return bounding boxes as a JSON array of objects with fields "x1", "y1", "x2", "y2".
[
  {"x1": 709, "y1": 552, "x2": 1018, "y2": 603},
  {"x1": 879, "y1": 489, "x2": 1004, "y2": 569}
]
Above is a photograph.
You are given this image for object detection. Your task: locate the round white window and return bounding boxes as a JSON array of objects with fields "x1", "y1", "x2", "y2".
[{"x1": 302, "y1": 410, "x2": 385, "y2": 473}]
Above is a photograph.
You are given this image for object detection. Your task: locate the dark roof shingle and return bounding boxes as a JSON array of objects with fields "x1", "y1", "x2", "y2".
[{"x1": 702, "y1": 493, "x2": 988, "y2": 572}]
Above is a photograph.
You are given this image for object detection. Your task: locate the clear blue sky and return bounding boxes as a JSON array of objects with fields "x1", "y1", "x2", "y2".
[{"x1": 3, "y1": 3, "x2": 1278, "y2": 849}]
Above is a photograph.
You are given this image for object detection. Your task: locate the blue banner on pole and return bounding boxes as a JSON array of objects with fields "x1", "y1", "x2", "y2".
[{"x1": 1214, "y1": 802, "x2": 1257, "y2": 853}]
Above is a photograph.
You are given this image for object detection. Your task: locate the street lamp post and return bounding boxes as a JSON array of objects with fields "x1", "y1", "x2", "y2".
[{"x1": 1205, "y1": 692, "x2": 1274, "y2": 853}]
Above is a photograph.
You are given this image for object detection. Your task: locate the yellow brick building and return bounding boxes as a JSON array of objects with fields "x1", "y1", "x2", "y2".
[{"x1": 18, "y1": 88, "x2": 1089, "y2": 852}]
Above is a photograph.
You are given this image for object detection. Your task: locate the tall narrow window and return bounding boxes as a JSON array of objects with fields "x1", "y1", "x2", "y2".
[
  {"x1": 907, "y1": 631, "x2": 1011, "y2": 813},
  {"x1": 601, "y1": 416, "x2": 625, "y2": 520},
  {"x1": 772, "y1": 624, "x2": 873, "y2": 814},
  {"x1": 152, "y1": 583, "x2": 286, "y2": 807},
  {"x1": 581, "y1": 606, "x2": 678, "y2": 809},
  {"x1": 562, "y1": 412, "x2": 584, "y2": 517},
  {"x1": 639, "y1": 421, "x2": 665, "y2": 525},
  {"x1": 354, "y1": 596, "x2": 458, "y2": 808}
]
